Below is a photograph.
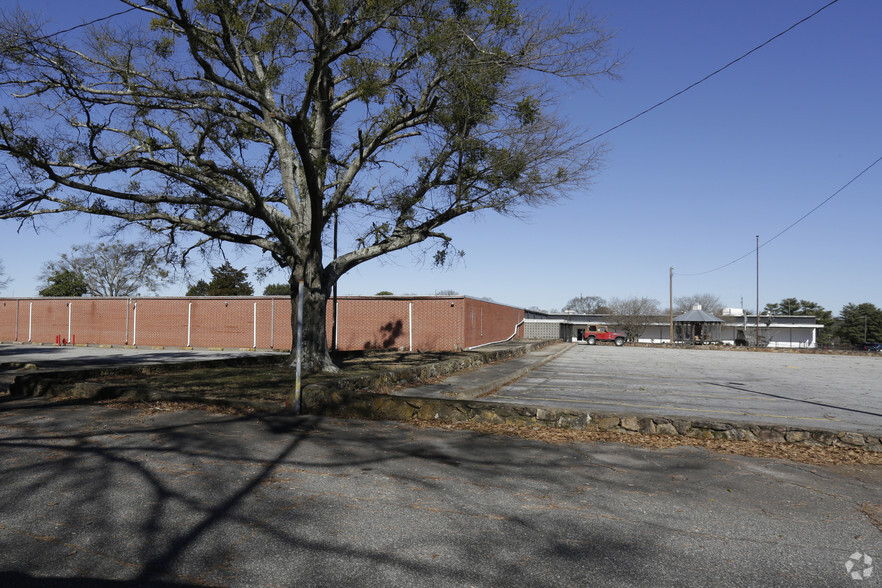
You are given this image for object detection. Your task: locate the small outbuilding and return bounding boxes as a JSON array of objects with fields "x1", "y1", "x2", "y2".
[{"x1": 674, "y1": 307, "x2": 723, "y2": 344}]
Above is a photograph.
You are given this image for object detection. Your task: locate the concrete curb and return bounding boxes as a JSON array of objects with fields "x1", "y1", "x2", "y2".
[
  {"x1": 453, "y1": 342, "x2": 573, "y2": 400},
  {"x1": 299, "y1": 339, "x2": 562, "y2": 397},
  {"x1": 5, "y1": 355, "x2": 283, "y2": 397}
]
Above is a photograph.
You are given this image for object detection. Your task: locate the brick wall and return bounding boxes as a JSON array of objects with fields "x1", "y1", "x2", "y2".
[{"x1": 0, "y1": 295, "x2": 524, "y2": 352}]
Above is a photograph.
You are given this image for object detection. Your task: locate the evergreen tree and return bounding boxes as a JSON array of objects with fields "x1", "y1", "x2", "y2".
[
  {"x1": 39, "y1": 270, "x2": 89, "y2": 297},
  {"x1": 187, "y1": 263, "x2": 253, "y2": 296},
  {"x1": 263, "y1": 283, "x2": 291, "y2": 296},
  {"x1": 836, "y1": 303, "x2": 882, "y2": 345}
]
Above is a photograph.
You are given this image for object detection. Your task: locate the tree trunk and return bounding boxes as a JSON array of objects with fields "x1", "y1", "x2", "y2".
[{"x1": 286, "y1": 268, "x2": 339, "y2": 374}]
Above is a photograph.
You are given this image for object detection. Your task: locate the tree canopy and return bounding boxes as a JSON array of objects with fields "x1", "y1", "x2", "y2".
[
  {"x1": 186, "y1": 261, "x2": 253, "y2": 296},
  {"x1": 607, "y1": 296, "x2": 660, "y2": 342},
  {"x1": 39, "y1": 241, "x2": 171, "y2": 296},
  {"x1": 263, "y1": 283, "x2": 291, "y2": 296},
  {"x1": 836, "y1": 302, "x2": 882, "y2": 346},
  {"x1": 39, "y1": 269, "x2": 89, "y2": 297},
  {"x1": 564, "y1": 295, "x2": 608, "y2": 314},
  {"x1": 674, "y1": 293, "x2": 722, "y2": 315},
  {"x1": 0, "y1": 0, "x2": 620, "y2": 371}
]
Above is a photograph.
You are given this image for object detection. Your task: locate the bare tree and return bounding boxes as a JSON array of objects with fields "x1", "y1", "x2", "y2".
[
  {"x1": 674, "y1": 293, "x2": 723, "y2": 315},
  {"x1": 39, "y1": 241, "x2": 171, "y2": 296},
  {"x1": 608, "y1": 297, "x2": 660, "y2": 342},
  {"x1": 0, "y1": 258, "x2": 10, "y2": 291},
  {"x1": 563, "y1": 295, "x2": 608, "y2": 314},
  {"x1": 0, "y1": 1, "x2": 620, "y2": 371}
]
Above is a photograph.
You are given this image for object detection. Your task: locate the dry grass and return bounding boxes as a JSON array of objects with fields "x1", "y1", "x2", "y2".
[{"x1": 406, "y1": 420, "x2": 882, "y2": 467}]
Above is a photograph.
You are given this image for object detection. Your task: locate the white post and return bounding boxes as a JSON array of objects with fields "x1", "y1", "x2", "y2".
[
  {"x1": 253, "y1": 302, "x2": 257, "y2": 349},
  {"x1": 408, "y1": 302, "x2": 413, "y2": 351},
  {"x1": 28, "y1": 302, "x2": 32, "y2": 342},
  {"x1": 292, "y1": 281, "x2": 304, "y2": 414},
  {"x1": 133, "y1": 302, "x2": 138, "y2": 346},
  {"x1": 67, "y1": 302, "x2": 72, "y2": 343},
  {"x1": 187, "y1": 302, "x2": 192, "y2": 347}
]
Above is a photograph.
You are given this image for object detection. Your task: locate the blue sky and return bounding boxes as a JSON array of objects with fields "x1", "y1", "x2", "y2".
[{"x1": 1, "y1": 0, "x2": 880, "y2": 316}]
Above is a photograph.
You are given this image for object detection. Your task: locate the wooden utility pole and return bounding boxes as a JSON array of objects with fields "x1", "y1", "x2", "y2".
[
  {"x1": 669, "y1": 266, "x2": 674, "y2": 344},
  {"x1": 755, "y1": 235, "x2": 760, "y2": 347}
]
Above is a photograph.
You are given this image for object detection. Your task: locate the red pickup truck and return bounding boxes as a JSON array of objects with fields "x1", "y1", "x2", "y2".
[{"x1": 583, "y1": 326, "x2": 627, "y2": 346}]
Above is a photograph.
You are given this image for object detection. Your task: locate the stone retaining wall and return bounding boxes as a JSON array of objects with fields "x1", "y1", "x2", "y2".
[{"x1": 302, "y1": 388, "x2": 882, "y2": 452}]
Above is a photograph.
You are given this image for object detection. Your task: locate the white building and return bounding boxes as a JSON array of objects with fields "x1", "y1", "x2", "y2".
[{"x1": 525, "y1": 309, "x2": 823, "y2": 349}]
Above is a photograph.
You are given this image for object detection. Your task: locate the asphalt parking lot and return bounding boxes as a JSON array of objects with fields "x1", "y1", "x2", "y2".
[
  {"x1": 0, "y1": 343, "x2": 881, "y2": 585},
  {"x1": 0, "y1": 399, "x2": 880, "y2": 587},
  {"x1": 487, "y1": 345, "x2": 882, "y2": 436}
]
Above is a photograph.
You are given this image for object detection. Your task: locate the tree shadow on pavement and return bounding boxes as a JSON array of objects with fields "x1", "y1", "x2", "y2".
[{"x1": 0, "y1": 399, "x2": 874, "y2": 586}]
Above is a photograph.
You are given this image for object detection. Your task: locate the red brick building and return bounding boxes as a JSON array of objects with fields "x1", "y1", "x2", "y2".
[{"x1": 0, "y1": 295, "x2": 524, "y2": 352}]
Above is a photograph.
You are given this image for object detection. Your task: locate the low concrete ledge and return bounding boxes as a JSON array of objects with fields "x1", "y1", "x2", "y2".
[
  {"x1": 7, "y1": 355, "x2": 283, "y2": 397},
  {"x1": 310, "y1": 339, "x2": 560, "y2": 395},
  {"x1": 301, "y1": 388, "x2": 882, "y2": 452}
]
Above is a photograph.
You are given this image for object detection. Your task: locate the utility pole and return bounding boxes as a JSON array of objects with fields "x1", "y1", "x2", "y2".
[
  {"x1": 669, "y1": 266, "x2": 674, "y2": 344},
  {"x1": 755, "y1": 235, "x2": 760, "y2": 347}
]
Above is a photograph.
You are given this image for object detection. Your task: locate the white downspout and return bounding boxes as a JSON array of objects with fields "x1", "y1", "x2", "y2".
[
  {"x1": 467, "y1": 319, "x2": 525, "y2": 350},
  {"x1": 187, "y1": 302, "x2": 192, "y2": 347}
]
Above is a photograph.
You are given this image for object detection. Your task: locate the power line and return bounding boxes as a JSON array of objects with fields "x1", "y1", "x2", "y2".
[
  {"x1": 29, "y1": 6, "x2": 140, "y2": 43},
  {"x1": 676, "y1": 154, "x2": 882, "y2": 277},
  {"x1": 581, "y1": 0, "x2": 842, "y2": 146}
]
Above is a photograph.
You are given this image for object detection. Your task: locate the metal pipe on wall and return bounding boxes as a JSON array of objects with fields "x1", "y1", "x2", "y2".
[{"x1": 187, "y1": 302, "x2": 192, "y2": 347}]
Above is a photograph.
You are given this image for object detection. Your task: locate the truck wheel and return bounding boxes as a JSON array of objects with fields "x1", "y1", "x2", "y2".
[
  {"x1": 614, "y1": 337, "x2": 625, "y2": 346},
  {"x1": 586, "y1": 336, "x2": 596, "y2": 345}
]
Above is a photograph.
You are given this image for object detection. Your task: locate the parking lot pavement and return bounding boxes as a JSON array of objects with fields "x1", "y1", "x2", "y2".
[
  {"x1": 486, "y1": 345, "x2": 882, "y2": 436},
  {"x1": 0, "y1": 398, "x2": 880, "y2": 587}
]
